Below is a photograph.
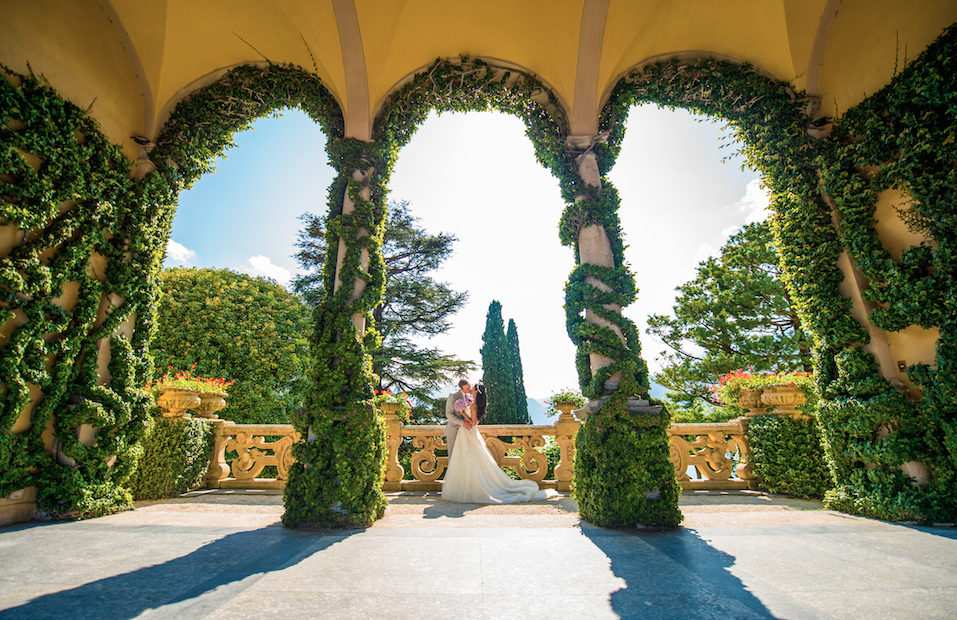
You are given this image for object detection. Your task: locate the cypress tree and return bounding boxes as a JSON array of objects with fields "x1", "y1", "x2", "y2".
[
  {"x1": 480, "y1": 301, "x2": 517, "y2": 424},
  {"x1": 507, "y1": 319, "x2": 531, "y2": 424}
]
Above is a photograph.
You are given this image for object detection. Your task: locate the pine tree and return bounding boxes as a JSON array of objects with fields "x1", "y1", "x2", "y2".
[
  {"x1": 647, "y1": 221, "x2": 812, "y2": 407},
  {"x1": 294, "y1": 200, "x2": 475, "y2": 409},
  {"x1": 506, "y1": 319, "x2": 531, "y2": 424},
  {"x1": 480, "y1": 301, "x2": 518, "y2": 424}
]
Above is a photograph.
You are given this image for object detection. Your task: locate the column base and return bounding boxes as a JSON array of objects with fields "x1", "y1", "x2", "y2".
[
  {"x1": 574, "y1": 397, "x2": 662, "y2": 420},
  {"x1": 0, "y1": 487, "x2": 37, "y2": 527}
]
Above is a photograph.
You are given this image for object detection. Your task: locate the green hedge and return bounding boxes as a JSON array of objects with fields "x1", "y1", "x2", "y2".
[
  {"x1": 128, "y1": 416, "x2": 216, "y2": 500},
  {"x1": 748, "y1": 415, "x2": 832, "y2": 499}
]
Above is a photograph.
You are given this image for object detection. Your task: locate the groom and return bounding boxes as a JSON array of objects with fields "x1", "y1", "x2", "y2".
[{"x1": 444, "y1": 379, "x2": 474, "y2": 457}]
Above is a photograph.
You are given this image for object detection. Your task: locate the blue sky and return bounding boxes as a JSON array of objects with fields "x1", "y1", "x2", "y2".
[{"x1": 165, "y1": 105, "x2": 768, "y2": 400}]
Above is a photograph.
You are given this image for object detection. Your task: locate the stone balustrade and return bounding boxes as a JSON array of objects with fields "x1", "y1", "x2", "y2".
[
  {"x1": 203, "y1": 413, "x2": 756, "y2": 492},
  {"x1": 386, "y1": 424, "x2": 564, "y2": 492},
  {"x1": 206, "y1": 421, "x2": 301, "y2": 490},
  {"x1": 667, "y1": 418, "x2": 757, "y2": 490}
]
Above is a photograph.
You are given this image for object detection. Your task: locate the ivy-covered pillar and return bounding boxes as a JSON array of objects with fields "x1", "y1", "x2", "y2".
[
  {"x1": 811, "y1": 24, "x2": 957, "y2": 522},
  {"x1": 561, "y1": 134, "x2": 682, "y2": 529},
  {"x1": 0, "y1": 69, "x2": 170, "y2": 522},
  {"x1": 282, "y1": 142, "x2": 389, "y2": 528}
]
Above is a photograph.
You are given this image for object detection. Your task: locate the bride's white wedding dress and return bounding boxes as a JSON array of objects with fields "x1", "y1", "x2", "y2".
[{"x1": 441, "y1": 424, "x2": 558, "y2": 504}]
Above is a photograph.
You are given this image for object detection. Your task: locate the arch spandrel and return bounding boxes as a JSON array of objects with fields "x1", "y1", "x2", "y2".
[
  {"x1": 600, "y1": 0, "x2": 799, "y2": 103},
  {"x1": 818, "y1": 0, "x2": 957, "y2": 118},
  {"x1": 0, "y1": 0, "x2": 145, "y2": 163},
  {"x1": 150, "y1": 1, "x2": 346, "y2": 124},
  {"x1": 356, "y1": 0, "x2": 585, "y2": 132},
  {"x1": 781, "y1": 0, "x2": 833, "y2": 93}
]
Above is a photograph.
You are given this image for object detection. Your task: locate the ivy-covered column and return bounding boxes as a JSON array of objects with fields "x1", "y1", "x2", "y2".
[
  {"x1": 561, "y1": 135, "x2": 682, "y2": 528},
  {"x1": 282, "y1": 141, "x2": 388, "y2": 528},
  {"x1": 813, "y1": 24, "x2": 957, "y2": 523},
  {"x1": 1, "y1": 69, "x2": 167, "y2": 521}
]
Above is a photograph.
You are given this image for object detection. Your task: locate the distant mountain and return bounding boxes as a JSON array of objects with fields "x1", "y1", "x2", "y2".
[
  {"x1": 527, "y1": 397, "x2": 552, "y2": 425},
  {"x1": 649, "y1": 379, "x2": 667, "y2": 400}
]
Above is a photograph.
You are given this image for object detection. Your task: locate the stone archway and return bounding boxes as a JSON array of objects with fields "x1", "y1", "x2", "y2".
[
  {"x1": 280, "y1": 56, "x2": 682, "y2": 529},
  {"x1": 0, "y1": 63, "x2": 344, "y2": 521},
  {"x1": 602, "y1": 44, "x2": 957, "y2": 523}
]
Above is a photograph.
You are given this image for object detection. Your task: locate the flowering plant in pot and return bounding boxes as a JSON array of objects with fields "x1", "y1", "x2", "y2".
[
  {"x1": 544, "y1": 388, "x2": 588, "y2": 416},
  {"x1": 147, "y1": 367, "x2": 235, "y2": 418},
  {"x1": 712, "y1": 368, "x2": 815, "y2": 415},
  {"x1": 374, "y1": 390, "x2": 412, "y2": 424}
]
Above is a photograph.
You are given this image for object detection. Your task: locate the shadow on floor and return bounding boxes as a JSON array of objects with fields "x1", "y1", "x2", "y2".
[
  {"x1": 902, "y1": 523, "x2": 957, "y2": 539},
  {"x1": 0, "y1": 525, "x2": 349, "y2": 620},
  {"x1": 582, "y1": 526, "x2": 778, "y2": 619}
]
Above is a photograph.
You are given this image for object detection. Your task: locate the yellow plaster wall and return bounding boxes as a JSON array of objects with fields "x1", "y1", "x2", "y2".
[
  {"x1": 152, "y1": 0, "x2": 345, "y2": 124},
  {"x1": 887, "y1": 325, "x2": 939, "y2": 382},
  {"x1": 873, "y1": 189, "x2": 934, "y2": 261},
  {"x1": 358, "y1": 0, "x2": 583, "y2": 117},
  {"x1": 782, "y1": 0, "x2": 832, "y2": 93},
  {"x1": 0, "y1": 0, "x2": 145, "y2": 162},
  {"x1": 600, "y1": 0, "x2": 796, "y2": 105},
  {"x1": 108, "y1": 0, "x2": 170, "y2": 116},
  {"x1": 871, "y1": 189, "x2": 939, "y2": 370},
  {"x1": 818, "y1": 0, "x2": 957, "y2": 118}
]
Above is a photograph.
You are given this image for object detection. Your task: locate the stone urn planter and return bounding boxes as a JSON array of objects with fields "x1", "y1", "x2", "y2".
[
  {"x1": 760, "y1": 383, "x2": 808, "y2": 417},
  {"x1": 553, "y1": 402, "x2": 578, "y2": 416},
  {"x1": 156, "y1": 389, "x2": 201, "y2": 418},
  {"x1": 379, "y1": 401, "x2": 403, "y2": 416},
  {"x1": 194, "y1": 392, "x2": 228, "y2": 419},
  {"x1": 737, "y1": 390, "x2": 767, "y2": 417}
]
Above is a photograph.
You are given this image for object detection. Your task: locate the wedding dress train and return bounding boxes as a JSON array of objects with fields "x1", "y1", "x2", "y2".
[{"x1": 441, "y1": 425, "x2": 558, "y2": 504}]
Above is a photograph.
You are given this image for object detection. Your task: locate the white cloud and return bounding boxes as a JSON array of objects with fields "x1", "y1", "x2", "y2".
[
  {"x1": 166, "y1": 239, "x2": 196, "y2": 263},
  {"x1": 733, "y1": 178, "x2": 772, "y2": 224},
  {"x1": 694, "y1": 243, "x2": 716, "y2": 263},
  {"x1": 239, "y1": 255, "x2": 292, "y2": 286}
]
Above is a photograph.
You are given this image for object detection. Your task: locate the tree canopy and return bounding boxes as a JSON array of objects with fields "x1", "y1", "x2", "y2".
[
  {"x1": 152, "y1": 267, "x2": 311, "y2": 423},
  {"x1": 647, "y1": 221, "x2": 812, "y2": 407},
  {"x1": 294, "y1": 200, "x2": 475, "y2": 412},
  {"x1": 480, "y1": 300, "x2": 518, "y2": 424},
  {"x1": 507, "y1": 319, "x2": 531, "y2": 424}
]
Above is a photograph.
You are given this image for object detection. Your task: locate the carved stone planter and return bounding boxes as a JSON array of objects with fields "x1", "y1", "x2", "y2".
[
  {"x1": 195, "y1": 392, "x2": 227, "y2": 419},
  {"x1": 760, "y1": 384, "x2": 808, "y2": 418},
  {"x1": 737, "y1": 390, "x2": 767, "y2": 417},
  {"x1": 553, "y1": 402, "x2": 578, "y2": 416},
  {"x1": 156, "y1": 389, "x2": 201, "y2": 418},
  {"x1": 379, "y1": 401, "x2": 403, "y2": 416}
]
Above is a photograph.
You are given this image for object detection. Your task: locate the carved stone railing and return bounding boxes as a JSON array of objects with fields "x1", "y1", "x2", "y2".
[
  {"x1": 668, "y1": 419, "x2": 757, "y2": 490},
  {"x1": 379, "y1": 408, "x2": 581, "y2": 492},
  {"x1": 205, "y1": 421, "x2": 300, "y2": 490},
  {"x1": 202, "y1": 414, "x2": 757, "y2": 492}
]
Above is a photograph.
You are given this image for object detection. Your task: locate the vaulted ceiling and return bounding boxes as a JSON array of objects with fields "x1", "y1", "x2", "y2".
[{"x1": 2, "y1": 0, "x2": 955, "y2": 161}]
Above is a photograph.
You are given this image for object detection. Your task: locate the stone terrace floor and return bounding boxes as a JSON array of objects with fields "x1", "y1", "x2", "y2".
[{"x1": 1, "y1": 490, "x2": 956, "y2": 619}]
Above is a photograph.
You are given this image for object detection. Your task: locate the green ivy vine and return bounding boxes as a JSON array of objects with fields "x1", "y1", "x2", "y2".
[
  {"x1": 1, "y1": 68, "x2": 159, "y2": 517},
  {"x1": 0, "y1": 63, "x2": 343, "y2": 519},
  {"x1": 816, "y1": 24, "x2": 957, "y2": 522},
  {"x1": 597, "y1": 22, "x2": 956, "y2": 523}
]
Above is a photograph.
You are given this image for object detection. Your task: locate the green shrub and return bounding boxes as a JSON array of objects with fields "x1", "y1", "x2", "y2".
[
  {"x1": 153, "y1": 268, "x2": 312, "y2": 424},
  {"x1": 128, "y1": 416, "x2": 216, "y2": 500},
  {"x1": 748, "y1": 414, "x2": 831, "y2": 498}
]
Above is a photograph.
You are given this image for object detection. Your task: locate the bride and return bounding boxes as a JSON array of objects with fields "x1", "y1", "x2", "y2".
[{"x1": 441, "y1": 383, "x2": 558, "y2": 504}]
